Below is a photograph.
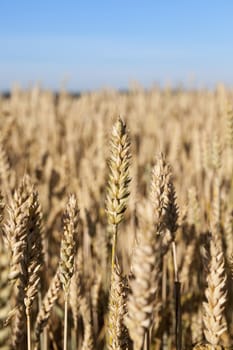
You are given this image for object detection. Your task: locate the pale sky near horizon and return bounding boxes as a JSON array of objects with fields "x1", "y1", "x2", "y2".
[{"x1": 1, "y1": 1, "x2": 233, "y2": 91}]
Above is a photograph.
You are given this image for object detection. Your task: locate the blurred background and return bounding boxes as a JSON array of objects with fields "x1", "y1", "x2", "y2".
[{"x1": 1, "y1": 0, "x2": 233, "y2": 92}]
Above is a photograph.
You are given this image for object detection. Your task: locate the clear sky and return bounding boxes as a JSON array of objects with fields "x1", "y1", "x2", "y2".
[{"x1": 1, "y1": 1, "x2": 233, "y2": 91}]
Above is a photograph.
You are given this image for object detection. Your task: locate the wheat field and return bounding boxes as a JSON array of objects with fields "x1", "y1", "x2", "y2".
[{"x1": 0, "y1": 85, "x2": 233, "y2": 350}]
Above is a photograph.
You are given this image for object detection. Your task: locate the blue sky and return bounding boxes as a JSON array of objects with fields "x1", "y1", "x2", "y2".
[{"x1": 1, "y1": 1, "x2": 233, "y2": 91}]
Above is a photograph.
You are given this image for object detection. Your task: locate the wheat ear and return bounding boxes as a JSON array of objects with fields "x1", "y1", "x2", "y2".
[
  {"x1": 24, "y1": 188, "x2": 44, "y2": 350},
  {"x1": 34, "y1": 269, "x2": 61, "y2": 345},
  {"x1": 5, "y1": 177, "x2": 33, "y2": 348},
  {"x1": 0, "y1": 191, "x2": 4, "y2": 223},
  {"x1": 151, "y1": 153, "x2": 178, "y2": 254},
  {"x1": 80, "y1": 296, "x2": 95, "y2": 350},
  {"x1": 151, "y1": 153, "x2": 180, "y2": 348},
  {"x1": 70, "y1": 246, "x2": 84, "y2": 335},
  {"x1": 106, "y1": 117, "x2": 131, "y2": 271},
  {"x1": 0, "y1": 242, "x2": 11, "y2": 350},
  {"x1": 0, "y1": 193, "x2": 11, "y2": 349},
  {"x1": 107, "y1": 259, "x2": 129, "y2": 350},
  {"x1": 226, "y1": 105, "x2": 233, "y2": 149},
  {"x1": 165, "y1": 169, "x2": 180, "y2": 349},
  {"x1": 124, "y1": 228, "x2": 159, "y2": 350},
  {"x1": 203, "y1": 234, "x2": 227, "y2": 346},
  {"x1": 0, "y1": 133, "x2": 12, "y2": 200},
  {"x1": 151, "y1": 152, "x2": 171, "y2": 235},
  {"x1": 59, "y1": 194, "x2": 79, "y2": 350}
]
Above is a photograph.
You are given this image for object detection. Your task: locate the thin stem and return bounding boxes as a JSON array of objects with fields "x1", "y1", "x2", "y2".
[
  {"x1": 38, "y1": 288, "x2": 46, "y2": 350},
  {"x1": 26, "y1": 312, "x2": 31, "y2": 350},
  {"x1": 172, "y1": 241, "x2": 178, "y2": 282},
  {"x1": 144, "y1": 329, "x2": 150, "y2": 350},
  {"x1": 162, "y1": 256, "x2": 168, "y2": 350},
  {"x1": 71, "y1": 327, "x2": 77, "y2": 350},
  {"x1": 64, "y1": 295, "x2": 68, "y2": 350},
  {"x1": 162, "y1": 255, "x2": 167, "y2": 304},
  {"x1": 174, "y1": 281, "x2": 182, "y2": 350},
  {"x1": 43, "y1": 328, "x2": 48, "y2": 350},
  {"x1": 111, "y1": 224, "x2": 118, "y2": 273},
  {"x1": 171, "y1": 241, "x2": 182, "y2": 350}
]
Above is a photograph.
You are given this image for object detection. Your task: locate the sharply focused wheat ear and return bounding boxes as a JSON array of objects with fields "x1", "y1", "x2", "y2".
[
  {"x1": 203, "y1": 234, "x2": 227, "y2": 346},
  {"x1": 106, "y1": 117, "x2": 131, "y2": 270},
  {"x1": 59, "y1": 194, "x2": 79, "y2": 350},
  {"x1": 106, "y1": 117, "x2": 131, "y2": 227}
]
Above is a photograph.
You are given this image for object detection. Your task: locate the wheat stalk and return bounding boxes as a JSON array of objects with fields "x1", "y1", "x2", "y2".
[{"x1": 151, "y1": 153, "x2": 180, "y2": 348}]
